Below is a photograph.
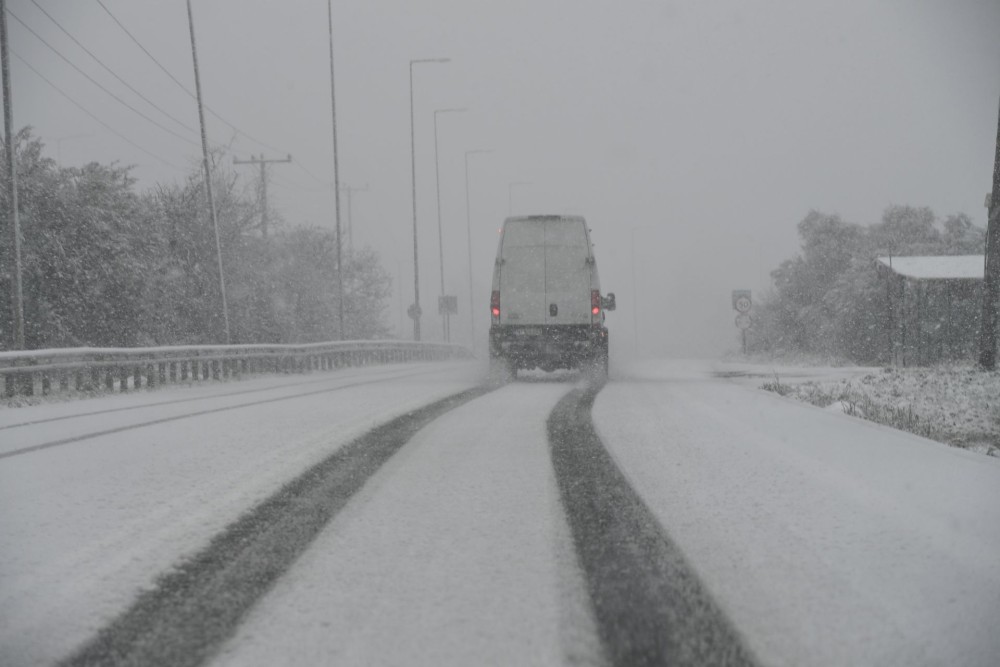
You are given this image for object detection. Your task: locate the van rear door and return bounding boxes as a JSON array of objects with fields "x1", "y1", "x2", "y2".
[
  {"x1": 544, "y1": 219, "x2": 591, "y2": 325},
  {"x1": 498, "y1": 220, "x2": 546, "y2": 324}
]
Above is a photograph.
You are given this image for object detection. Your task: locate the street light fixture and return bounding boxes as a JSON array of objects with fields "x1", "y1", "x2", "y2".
[
  {"x1": 465, "y1": 148, "x2": 492, "y2": 350},
  {"x1": 433, "y1": 107, "x2": 467, "y2": 342},
  {"x1": 508, "y1": 181, "x2": 532, "y2": 216},
  {"x1": 409, "y1": 57, "x2": 450, "y2": 342}
]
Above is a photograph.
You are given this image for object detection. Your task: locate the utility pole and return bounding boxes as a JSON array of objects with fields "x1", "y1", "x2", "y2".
[
  {"x1": 339, "y1": 183, "x2": 368, "y2": 253},
  {"x1": 0, "y1": 0, "x2": 23, "y2": 349},
  {"x1": 464, "y1": 149, "x2": 491, "y2": 351},
  {"x1": 409, "y1": 57, "x2": 451, "y2": 341},
  {"x1": 186, "y1": 0, "x2": 230, "y2": 344},
  {"x1": 233, "y1": 154, "x2": 291, "y2": 238},
  {"x1": 327, "y1": 0, "x2": 344, "y2": 339},
  {"x1": 979, "y1": 95, "x2": 1000, "y2": 369},
  {"x1": 433, "y1": 108, "x2": 466, "y2": 342}
]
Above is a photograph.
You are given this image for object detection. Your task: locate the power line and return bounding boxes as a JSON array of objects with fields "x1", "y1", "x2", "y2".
[
  {"x1": 27, "y1": 0, "x2": 200, "y2": 139},
  {"x1": 8, "y1": 8, "x2": 201, "y2": 148},
  {"x1": 13, "y1": 50, "x2": 184, "y2": 170},
  {"x1": 93, "y1": 0, "x2": 332, "y2": 187},
  {"x1": 94, "y1": 0, "x2": 283, "y2": 156}
]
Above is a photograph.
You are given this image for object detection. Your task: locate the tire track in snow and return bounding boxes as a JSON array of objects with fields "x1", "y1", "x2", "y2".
[
  {"x1": 58, "y1": 384, "x2": 495, "y2": 667},
  {"x1": 547, "y1": 382, "x2": 757, "y2": 667}
]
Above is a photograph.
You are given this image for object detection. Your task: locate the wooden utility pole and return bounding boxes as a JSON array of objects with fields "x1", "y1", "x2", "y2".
[
  {"x1": 327, "y1": 0, "x2": 344, "y2": 339},
  {"x1": 186, "y1": 0, "x2": 230, "y2": 344},
  {"x1": 234, "y1": 154, "x2": 291, "y2": 239},
  {"x1": 0, "y1": 0, "x2": 24, "y2": 349},
  {"x1": 979, "y1": 95, "x2": 1000, "y2": 369}
]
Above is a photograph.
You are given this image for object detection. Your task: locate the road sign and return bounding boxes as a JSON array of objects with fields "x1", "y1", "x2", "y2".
[
  {"x1": 407, "y1": 304, "x2": 422, "y2": 320},
  {"x1": 732, "y1": 289, "x2": 752, "y2": 313},
  {"x1": 735, "y1": 313, "x2": 753, "y2": 329},
  {"x1": 438, "y1": 295, "x2": 458, "y2": 315}
]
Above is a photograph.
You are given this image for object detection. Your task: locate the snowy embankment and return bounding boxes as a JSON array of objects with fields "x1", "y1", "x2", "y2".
[{"x1": 735, "y1": 361, "x2": 1000, "y2": 457}]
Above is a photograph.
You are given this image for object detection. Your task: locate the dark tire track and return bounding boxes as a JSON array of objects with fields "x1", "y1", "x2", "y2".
[
  {"x1": 59, "y1": 384, "x2": 494, "y2": 667},
  {"x1": 548, "y1": 382, "x2": 757, "y2": 667}
]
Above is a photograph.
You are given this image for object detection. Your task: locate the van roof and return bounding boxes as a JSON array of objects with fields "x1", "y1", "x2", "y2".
[{"x1": 504, "y1": 214, "x2": 586, "y2": 223}]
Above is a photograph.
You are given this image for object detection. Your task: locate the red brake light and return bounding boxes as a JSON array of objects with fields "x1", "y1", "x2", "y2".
[
  {"x1": 491, "y1": 291, "x2": 500, "y2": 318},
  {"x1": 591, "y1": 290, "x2": 601, "y2": 316}
]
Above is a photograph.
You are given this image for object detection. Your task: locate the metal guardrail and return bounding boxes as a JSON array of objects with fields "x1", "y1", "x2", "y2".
[{"x1": 0, "y1": 340, "x2": 471, "y2": 399}]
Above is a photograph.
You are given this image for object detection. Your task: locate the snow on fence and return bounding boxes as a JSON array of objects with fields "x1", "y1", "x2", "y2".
[{"x1": 0, "y1": 340, "x2": 470, "y2": 398}]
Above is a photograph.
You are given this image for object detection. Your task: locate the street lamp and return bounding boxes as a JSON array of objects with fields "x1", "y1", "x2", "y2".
[
  {"x1": 508, "y1": 181, "x2": 532, "y2": 216},
  {"x1": 409, "y1": 57, "x2": 450, "y2": 342},
  {"x1": 433, "y1": 107, "x2": 467, "y2": 342},
  {"x1": 465, "y1": 148, "x2": 492, "y2": 350}
]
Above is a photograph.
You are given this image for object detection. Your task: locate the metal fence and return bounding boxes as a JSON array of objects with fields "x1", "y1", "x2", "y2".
[{"x1": 0, "y1": 340, "x2": 470, "y2": 399}]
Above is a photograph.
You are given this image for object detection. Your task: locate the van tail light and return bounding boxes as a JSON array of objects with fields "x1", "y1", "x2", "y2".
[
  {"x1": 491, "y1": 291, "x2": 501, "y2": 320},
  {"x1": 591, "y1": 290, "x2": 601, "y2": 316}
]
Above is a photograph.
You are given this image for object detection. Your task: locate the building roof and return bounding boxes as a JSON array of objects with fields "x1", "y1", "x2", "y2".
[{"x1": 876, "y1": 255, "x2": 984, "y2": 281}]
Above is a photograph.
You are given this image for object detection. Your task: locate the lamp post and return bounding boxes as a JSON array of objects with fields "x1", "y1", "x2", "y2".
[
  {"x1": 409, "y1": 57, "x2": 450, "y2": 341},
  {"x1": 433, "y1": 107, "x2": 467, "y2": 342},
  {"x1": 508, "y1": 181, "x2": 531, "y2": 216},
  {"x1": 327, "y1": 0, "x2": 344, "y2": 338},
  {"x1": 465, "y1": 148, "x2": 492, "y2": 350}
]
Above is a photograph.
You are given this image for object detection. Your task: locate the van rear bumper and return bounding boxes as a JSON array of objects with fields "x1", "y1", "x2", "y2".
[{"x1": 489, "y1": 324, "x2": 607, "y2": 370}]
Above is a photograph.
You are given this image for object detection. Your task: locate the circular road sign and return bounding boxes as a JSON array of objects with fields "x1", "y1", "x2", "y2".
[
  {"x1": 735, "y1": 313, "x2": 753, "y2": 329},
  {"x1": 735, "y1": 296, "x2": 752, "y2": 314}
]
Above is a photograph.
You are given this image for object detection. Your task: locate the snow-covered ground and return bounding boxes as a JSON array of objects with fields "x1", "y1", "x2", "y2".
[
  {"x1": 210, "y1": 381, "x2": 602, "y2": 667},
  {"x1": 597, "y1": 359, "x2": 1000, "y2": 666},
  {"x1": 747, "y1": 362, "x2": 999, "y2": 457},
  {"x1": 0, "y1": 362, "x2": 480, "y2": 667},
  {"x1": 3, "y1": 358, "x2": 999, "y2": 666}
]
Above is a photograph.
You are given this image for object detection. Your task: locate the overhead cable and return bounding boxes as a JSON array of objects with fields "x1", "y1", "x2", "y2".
[
  {"x1": 14, "y1": 50, "x2": 185, "y2": 170},
  {"x1": 8, "y1": 8, "x2": 201, "y2": 148},
  {"x1": 94, "y1": 0, "x2": 331, "y2": 187},
  {"x1": 27, "y1": 0, "x2": 201, "y2": 139}
]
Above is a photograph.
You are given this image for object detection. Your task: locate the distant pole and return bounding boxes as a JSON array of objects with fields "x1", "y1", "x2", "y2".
[
  {"x1": 464, "y1": 149, "x2": 491, "y2": 350},
  {"x1": 233, "y1": 153, "x2": 292, "y2": 238},
  {"x1": 433, "y1": 107, "x2": 466, "y2": 342},
  {"x1": 327, "y1": 0, "x2": 344, "y2": 338},
  {"x1": 409, "y1": 57, "x2": 450, "y2": 341},
  {"x1": 979, "y1": 95, "x2": 1000, "y2": 370},
  {"x1": 186, "y1": 0, "x2": 230, "y2": 344},
  {"x1": 0, "y1": 0, "x2": 23, "y2": 349}
]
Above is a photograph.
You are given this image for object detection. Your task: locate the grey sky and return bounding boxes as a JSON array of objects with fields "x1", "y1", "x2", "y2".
[{"x1": 11, "y1": 0, "x2": 1000, "y2": 355}]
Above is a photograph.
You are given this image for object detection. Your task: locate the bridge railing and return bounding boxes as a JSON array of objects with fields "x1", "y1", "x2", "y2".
[{"x1": 0, "y1": 340, "x2": 470, "y2": 398}]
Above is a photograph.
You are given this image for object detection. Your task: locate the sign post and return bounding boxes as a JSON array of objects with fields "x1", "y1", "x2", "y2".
[{"x1": 732, "y1": 290, "x2": 753, "y2": 354}]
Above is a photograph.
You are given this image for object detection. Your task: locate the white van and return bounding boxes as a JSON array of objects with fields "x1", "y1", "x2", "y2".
[{"x1": 489, "y1": 215, "x2": 615, "y2": 376}]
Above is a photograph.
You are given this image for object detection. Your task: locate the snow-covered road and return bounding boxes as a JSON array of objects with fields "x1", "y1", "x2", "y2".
[
  {"x1": 595, "y1": 360, "x2": 1000, "y2": 666},
  {"x1": 2, "y1": 359, "x2": 998, "y2": 666},
  {"x1": 0, "y1": 362, "x2": 480, "y2": 667}
]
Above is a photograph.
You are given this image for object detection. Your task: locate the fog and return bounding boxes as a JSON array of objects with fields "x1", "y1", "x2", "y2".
[{"x1": 14, "y1": 0, "x2": 1000, "y2": 356}]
